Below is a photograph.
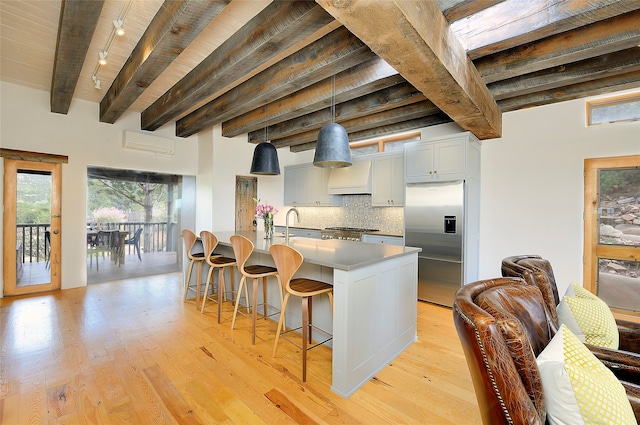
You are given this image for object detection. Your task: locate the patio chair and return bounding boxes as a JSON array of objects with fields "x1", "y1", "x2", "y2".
[
  {"x1": 124, "y1": 227, "x2": 143, "y2": 261},
  {"x1": 88, "y1": 230, "x2": 119, "y2": 270}
]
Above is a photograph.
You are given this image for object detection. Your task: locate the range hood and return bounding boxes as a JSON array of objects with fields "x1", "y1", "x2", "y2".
[{"x1": 327, "y1": 159, "x2": 372, "y2": 194}]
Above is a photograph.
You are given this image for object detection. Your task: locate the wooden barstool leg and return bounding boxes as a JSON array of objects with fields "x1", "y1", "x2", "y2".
[
  {"x1": 262, "y1": 276, "x2": 268, "y2": 319},
  {"x1": 230, "y1": 268, "x2": 236, "y2": 305},
  {"x1": 308, "y1": 296, "x2": 313, "y2": 342},
  {"x1": 231, "y1": 276, "x2": 244, "y2": 330},
  {"x1": 229, "y1": 267, "x2": 234, "y2": 303},
  {"x1": 272, "y1": 293, "x2": 290, "y2": 357},
  {"x1": 195, "y1": 260, "x2": 203, "y2": 307},
  {"x1": 183, "y1": 259, "x2": 194, "y2": 301},
  {"x1": 200, "y1": 267, "x2": 215, "y2": 313},
  {"x1": 302, "y1": 295, "x2": 310, "y2": 382},
  {"x1": 217, "y1": 266, "x2": 226, "y2": 324},
  {"x1": 276, "y1": 275, "x2": 286, "y2": 331},
  {"x1": 251, "y1": 277, "x2": 259, "y2": 345},
  {"x1": 231, "y1": 276, "x2": 251, "y2": 330}
]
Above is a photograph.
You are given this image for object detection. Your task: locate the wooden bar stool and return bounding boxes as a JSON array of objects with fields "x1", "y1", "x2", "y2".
[
  {"x1": 200, "y1": 231, "x2": 237, "y2": 323},
  {"x1": 269, "y1": 244, "x2": 333, "y2": 382},
  {"x1": 181, "y1": 229, "x2": 215, "y2": 306},
  {"x1": 230, "y1": 235, "x2": 284, "y2": 345}
]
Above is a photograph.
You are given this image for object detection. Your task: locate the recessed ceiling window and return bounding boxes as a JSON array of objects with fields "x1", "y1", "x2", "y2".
[{"x1": 587, "y1": 93, "x2": 640, "y2": 126}]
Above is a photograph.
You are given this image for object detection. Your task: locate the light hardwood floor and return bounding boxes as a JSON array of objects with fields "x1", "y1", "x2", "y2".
[{"x1": 0, "y1": 272, "x2": 482, "y2": 424}]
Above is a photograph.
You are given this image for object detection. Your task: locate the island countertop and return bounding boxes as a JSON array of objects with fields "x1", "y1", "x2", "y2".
[
  {"x1": 212, "y1": 230, "x2": 420, "y2": 271},
  {"x1": 203, "y1": 230, "x2": 420, "y2": 397}
]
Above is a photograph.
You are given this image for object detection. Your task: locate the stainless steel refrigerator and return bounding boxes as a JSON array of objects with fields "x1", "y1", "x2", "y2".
[{"x1": 405, "y1": 180, "x2": 464, "y2": 307}]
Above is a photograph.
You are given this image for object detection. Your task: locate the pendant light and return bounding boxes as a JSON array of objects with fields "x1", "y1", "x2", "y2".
[
  {"x1": 250, "y1": 105, "x2": 280, "y2": 175},
  {"x1": 314, "y1": 75, "x2": 352, "y2": 168}
]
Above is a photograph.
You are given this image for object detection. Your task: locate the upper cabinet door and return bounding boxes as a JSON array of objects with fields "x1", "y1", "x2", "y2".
[
  {"x1": 283, "y1": 164, "x2": 340, "y2": 206},
  {"x1": 405, "y1": 132, "x2": 480, "y2": 183},
  {"x1": 433, "y1": 140, "x2": 465, "y2": 176},
  {"x1": 372, "y1": 153, "x2": 404, "y2": 206}
]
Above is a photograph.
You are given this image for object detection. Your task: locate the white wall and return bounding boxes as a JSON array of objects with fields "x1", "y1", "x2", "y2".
[
  {"x1": 0, "y1": 82, "x2": 198, "y2": 292},
  {"x1": 2, "y1": 81, "x2": 639, "y2": 299},
  {"x1": 478, "y1": 93, "x2": 639, "y2": 296},
  {"x1": 195, "y1": 123, "x2": 313, "y2": 232}
]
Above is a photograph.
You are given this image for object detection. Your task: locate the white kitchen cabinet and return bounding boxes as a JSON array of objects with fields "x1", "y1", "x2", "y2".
[
  {"x1": 361, "y1": 234, "x2": 404, "y2": 246},
  {"x1": 405, "y1": 132, "x2": 480, "y2": 183},
  {"x1": 372, "y1": 152, "x2": 404, "y2": 206},
  {"x1": 283, "y1": 164, "x2": 341, "y2": 206},
  {"x1": 283, "y1": 165, "x2": 303, "y2": 205}
]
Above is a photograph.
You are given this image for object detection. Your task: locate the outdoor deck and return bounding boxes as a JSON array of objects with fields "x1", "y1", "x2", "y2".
[{"x1": 17, "y1": 251, "x2": 180, "y2": 286}]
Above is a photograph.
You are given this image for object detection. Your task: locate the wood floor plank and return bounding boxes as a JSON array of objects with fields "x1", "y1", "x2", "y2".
[
  {"x1": 106, "y1": 346, "x2": 173, "y2": 424},
  {"x1": 92, "y1": 359, "x2": 130, "y2": 412},
  {"x1": 18, "y1": 381, "x2": 47, "y2": 425},
  {"x1": 74, "y1": 367, "x2": 113, "y2": 424},
  {"x1": 46, "y1": 382, "x2": 73, "y2": 420},
  {"x1": 143, "y1": 364, "x2": 203, "y2": 425},
  {"x1": 0, "y1": 272, "x2": 483, "y2": 424},
  {"x1": 264, "y1": 388, "x2": 322, "y2": 425}
]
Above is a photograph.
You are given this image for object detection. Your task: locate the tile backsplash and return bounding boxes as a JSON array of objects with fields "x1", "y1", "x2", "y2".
[{"x1": 280, "y1": 194, "x2": 404, "y2": 233}]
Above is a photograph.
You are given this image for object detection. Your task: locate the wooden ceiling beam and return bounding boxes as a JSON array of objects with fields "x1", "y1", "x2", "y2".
[
  {"x1": 254, "y1": 82, "x2": 427, "y2": 143},
  {"x1": 289, "y1": 113, "x2": 452, "y2": 153},
  {"x1": 318, "y1": 0, "x2": 501, "y2": 139},
  {"x1": 141, "y1": 0, "x2": 334, "y2": 131},
  {"x1": 345, "y1": 113, "x2": 452, "y2": 143},
  {"x1": 50, "y1": 0, "x2": 104, "y2": 114},
  {"x1": 452, "y1": 0, "x2": 640, "y2": 59},
  {"x1": 99, "y1": 0, "x2": 231, "y2": 124},
  {"x1": 244, "y1": 74, "x2": 406, "y2": 142},
  {"x1": 272, "y1": 101, "x2": 438, "y2": 148},
  {"x1": 222, "y1": 57, "x2": 399, "y2": 138},
  {"x1": 475, "y1": 10, "x2": 640, "y2": 84},
  {"x1": 248, "y1": 75, "x2": 415, "y2": 143},
  {"x1": 176, "y1": 27, "x2": 374, "y2": 138},
  {"x1": 497, "y1": 69, "x2": 640, "y2": 112},
  {"x1": 443, "y1": 0, "x2": 506, "y2": 23},
  {"x1": 490, "y1": 48, "x2": 640, "y2": 100},
  {"x1": 338, "y1": 100, "x2": 439, "y2": 134}
]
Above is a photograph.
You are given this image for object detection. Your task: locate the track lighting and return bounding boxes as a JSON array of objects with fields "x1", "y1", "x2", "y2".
[
  {"x1": 98, "y1": 51, "x2": 108, "y2": 66},
  {"x1": 89, "y1": 0, "x2": 132, "y2": 90},
  {"x1": 113, "y1": 19, "x2": 125, "y2": 36}
]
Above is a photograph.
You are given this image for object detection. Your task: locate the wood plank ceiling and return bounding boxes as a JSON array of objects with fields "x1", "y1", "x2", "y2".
[{"x1": 2, "y1": 0, "x2": 640, "y2": 152}]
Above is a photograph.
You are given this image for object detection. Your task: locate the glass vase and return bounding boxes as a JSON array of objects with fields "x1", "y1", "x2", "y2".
[{"x1": 263, "y1": 216, "x2": 274, "y2": 239}]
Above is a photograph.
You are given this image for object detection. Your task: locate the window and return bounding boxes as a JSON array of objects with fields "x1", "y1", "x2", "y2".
[
  {"x1": 584, "y1": 155, "x2": 640, "y2": 315},
  {"x1": 586, "y1": 93, "x2": 640, "y2": 126},
  {"x1": 86, "y1": 167, "x2": 182, "y2": 284},
  {"x1": 350, "y1": 131, "x2": 421, "y2": 156}
]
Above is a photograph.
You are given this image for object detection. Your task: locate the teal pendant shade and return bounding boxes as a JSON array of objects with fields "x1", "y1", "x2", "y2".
[
  {"x1": 250, "y1": 142, "x2": 280, "y2": 175},
  {"x1": 313, "y1": 122, "x2": 352, "y2": 168}
]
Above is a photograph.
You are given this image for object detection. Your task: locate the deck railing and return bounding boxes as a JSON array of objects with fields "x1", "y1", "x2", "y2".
[{"x1": 16, "y1": 222, "x2": 179, "y2": 264}]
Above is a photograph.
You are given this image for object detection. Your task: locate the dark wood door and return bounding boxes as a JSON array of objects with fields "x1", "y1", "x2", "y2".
[{"x1": 235, "y1": 176, "x2": 257, "y2": 231}]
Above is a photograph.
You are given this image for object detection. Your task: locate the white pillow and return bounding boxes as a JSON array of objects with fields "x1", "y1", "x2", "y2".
[
  {"x1": 556, "y1": 283, "x2": 619, "y2": 349},
  {"x1": 537, "y1": 325, "x2": 635, "y2": 425}
]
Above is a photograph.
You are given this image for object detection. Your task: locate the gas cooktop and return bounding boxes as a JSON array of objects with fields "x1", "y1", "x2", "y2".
[{"x1": 324, "y1": 227, "x2": 379, "y2": 232}]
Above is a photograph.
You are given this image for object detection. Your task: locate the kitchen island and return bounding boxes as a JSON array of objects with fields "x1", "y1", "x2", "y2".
[{"x1": 210, "y1": 230, "x2": 420, "y2": 397}]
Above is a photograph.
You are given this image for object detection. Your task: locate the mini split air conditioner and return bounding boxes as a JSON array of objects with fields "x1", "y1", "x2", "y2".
[{"x1": 123, "y1": 130, "x2": 175, "y2": 155}]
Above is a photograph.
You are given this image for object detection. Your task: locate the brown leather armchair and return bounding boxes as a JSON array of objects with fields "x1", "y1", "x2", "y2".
[
  {"x1": 453, "y1": 277, "x2": 640, "y2": 425},
  {"x1": 501, "y1": 255, "x2": 640, "y2": 383}
]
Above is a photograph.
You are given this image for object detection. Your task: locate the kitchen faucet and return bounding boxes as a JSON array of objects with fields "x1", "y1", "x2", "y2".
[{"x1": 285, "y1": 208, "x2": 300, "y2": 243}]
